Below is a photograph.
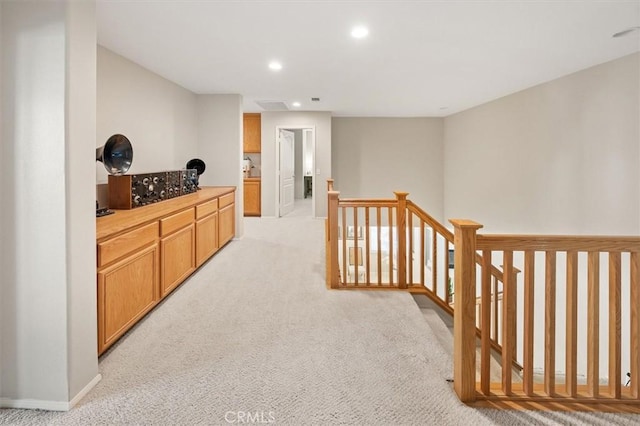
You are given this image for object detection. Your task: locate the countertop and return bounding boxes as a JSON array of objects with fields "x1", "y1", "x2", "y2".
[{"x1": 97, "y1": 186, "x2": 236, "y2": 241}]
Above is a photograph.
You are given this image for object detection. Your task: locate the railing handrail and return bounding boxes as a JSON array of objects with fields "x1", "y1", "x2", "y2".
[
  {"x1": 406, "y1": 201, "x2": 454, "y2": 242},
  {"x1": 477, "y1": 234, "x2": 640, "y2": 252}
]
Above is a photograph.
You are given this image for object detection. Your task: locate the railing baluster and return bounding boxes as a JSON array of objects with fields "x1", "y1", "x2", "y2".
[
  {"x1": 408, "y1": 213, "x2": 414, "y2": 285},
  {"x1": 445, "y1": 240, "x2": 451, "y2": 305},
  {"x1": 420, "y1": 220, "x2": 425, "y2": 286},
  {"x1": 365, "y1": 207, "x2": 370, "y2": 284},
  {"x1": 545, "y1": 251, "x2": 556, "y2": 396},
  {"x1": 341, "y1": 206, "x2": 347, "y2": 285},
  {"x1": 493, "y1": 276, "x2": 499, "y2": 344},
  {"x1": 609, "y1": 251, "x2": 621, "y2": 398},
  {"x1": 587, "y1": 251, "x2": 600, "y2": 397},
  {"x1": 432, "y1": 229, "x2": 437, "y2": 295},
  {"x1": 631, "y1": 252, "x2": 640, "y2": 398},
  {"x1": 502, "y1": 250, "x2": 515, "y2": 395},
  {"x1": 353, "y1": 207, "x2": 359, "y2": 285},
  {"x1": 523, "y1": 250, "x2": 535, "y2": 396},
  {"x1": 566, "y1": 250, "x2": 578, "y2": 397},
  {"x1": 481, "y1": 250, "x2": 492, "y2": 395},
  {"x1": 388, "y1": 207, "x2": 394, "y2": 285},
  {"x1": 377, "y1": 207, "x2": 382, "y2": 286}
]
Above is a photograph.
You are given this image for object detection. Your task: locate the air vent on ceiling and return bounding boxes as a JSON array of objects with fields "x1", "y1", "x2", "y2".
[{"x1": 256, "y1": 100, "x2": 289, "y2": 111}]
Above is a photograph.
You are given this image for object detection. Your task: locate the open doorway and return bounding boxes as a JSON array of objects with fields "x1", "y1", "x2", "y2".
[{"x1": 275, "y1": 125, "x2": 316, "y2": 218}]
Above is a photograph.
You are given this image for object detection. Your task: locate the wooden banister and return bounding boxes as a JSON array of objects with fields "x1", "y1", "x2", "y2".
[{"x1": 325, "y1": 179, "x2": 640, "y2": 411}]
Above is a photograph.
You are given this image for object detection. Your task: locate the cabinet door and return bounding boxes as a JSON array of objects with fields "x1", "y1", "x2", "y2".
[
  {"x1": 219, "y1": 203, "x2": 235, "y2": 247},
  {"x1": 161, "y1": 224, "x2": 196, "y2": 297},
  {"x1": 196, "y1": 211, "x2": 219, "y2": 267},
  {"x1": 243, "y1": 113, "x2": 261, "y2": 153},
  {"x1": 243, "y1": 181, "x2": 261, "y2": 216},
  {"x1": 97, "y1": 244, "x2": 159, "y2": 354}
]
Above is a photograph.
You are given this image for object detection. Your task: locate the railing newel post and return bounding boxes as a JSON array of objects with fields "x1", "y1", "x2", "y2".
[
  {"x1": 395, "y1": 191, "x2": 409, "y2": 289},
  {"x1": 450, "y1": 219, "x2": 483, "y2": 403},
  {"x1": 328, "y1": 189, "x2": 340, "y2": 289}
]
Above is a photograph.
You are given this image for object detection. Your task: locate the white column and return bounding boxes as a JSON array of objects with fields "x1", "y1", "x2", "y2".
[{"x1": 0, "y1": 0, "x2": 99, "y2": 410}]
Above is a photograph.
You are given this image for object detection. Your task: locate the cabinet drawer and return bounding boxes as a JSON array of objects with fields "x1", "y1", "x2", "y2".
[
  {"x1": 160, "y1": 208, "x2": 195, "y2": 237},
  {"x1": 219, "y1": 192, "x2": 234, "y2": 209},
  {"x1": 98, "y1": 222, "x2": 158, "y2": 268},
  {"x1": 196, "y1": 199, "x2": 218, "y2": 220}
]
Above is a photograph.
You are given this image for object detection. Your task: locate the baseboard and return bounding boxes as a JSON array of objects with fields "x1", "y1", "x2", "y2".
[
  {"x1": 69, "y1": 373, "x2": 102, "y2": 409},
  {"x1": 0, "y1": 373, "x2": 102, "y2": 411},
  {"x1": 0, "y1": 397, "x2": 70, "y2": 411}
]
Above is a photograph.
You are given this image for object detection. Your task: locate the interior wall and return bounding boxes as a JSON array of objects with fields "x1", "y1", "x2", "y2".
[
  {"x1": 261, "y1": 112, "x2": 332, "y2": 217},
  {"x1": 65, "y1": 0, "x2": 100, "y2": 401},
  {"x1": 444, "y1": 52, "x2": 640, "y2": 380},
  {"x1": 331, "y1": 118, "x2": 444, "y2": 222},
  {"x1": 444, "y1": 53, "x2": 640, "y2": 235},
  {"x1": 196, "y1": 94, "x2": 244, "y2": 236},
  {"x1": 1, "y1": 0, "x2": 99, "y2": 409},
  {"x1": 96, "y1": 45, "x2": 198, "y2": 184}
]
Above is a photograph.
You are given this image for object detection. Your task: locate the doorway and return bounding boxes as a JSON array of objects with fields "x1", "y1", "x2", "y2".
[{"x1": 276, "y1": 125, "x2": 316, "y2": 218}]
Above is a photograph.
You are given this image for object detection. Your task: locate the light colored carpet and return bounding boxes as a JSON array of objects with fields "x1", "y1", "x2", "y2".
[{"x1": 2, "y1": 214, "x2": 640, "y2": 425}]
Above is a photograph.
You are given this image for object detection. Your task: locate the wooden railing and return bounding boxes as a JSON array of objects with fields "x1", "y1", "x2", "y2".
[
  {"x1": 325, "y1": 182, "x2": 516, "y2": 363},
  {"x1": 326, "y1": 180, "x2": 640, "y2": 410},
  {"x1": 453, "y1": 222, "x2": 640, "y2": 407}
]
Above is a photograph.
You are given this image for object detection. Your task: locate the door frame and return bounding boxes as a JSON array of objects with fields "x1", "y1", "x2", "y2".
[{"x1": 275, "y1": 125, "x2": 316, "y2": 217}]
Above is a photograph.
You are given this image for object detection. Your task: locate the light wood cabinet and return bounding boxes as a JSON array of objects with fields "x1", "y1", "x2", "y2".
[
  {"x1": 97, "y1": 244, "x2": 159, "y2": 354},
  {"x1": 243, "y1": 179, "x2": 261, "y2": 216},
  {"x1": 243, "y1": 113, "x2": 261, "y2": 153},
  {"x1": 218, "y1": 192, "x2": 235, "y2": 246},
  {"x1": 97, "y1": 187, "x2": 235, "y2": 355},
  {"x1": 161, "y1": 224, "x2": 196, "y2": 297},
  {"x1": 196, "y1": 211, "x2": 218, "y2": 266}
]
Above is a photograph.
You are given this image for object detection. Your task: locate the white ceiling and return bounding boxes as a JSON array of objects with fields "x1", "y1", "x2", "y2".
[{"x1": 96, "y1": 0, "x2": 640, "y2": 117}]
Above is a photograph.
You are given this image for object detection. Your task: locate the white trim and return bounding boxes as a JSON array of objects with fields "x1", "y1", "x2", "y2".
[
  {"x1": 1, "y1": 398, "x2": 70, "y2": 411},
  {"x1": 69, "y1": 373, "x2": 102, "y2": 409},
  {"x1": 0, "y1": 373, "x2": 101, "y2": 411},
  {"x1": 274, "y1": 125, "x2": 316, "y2": 218}
]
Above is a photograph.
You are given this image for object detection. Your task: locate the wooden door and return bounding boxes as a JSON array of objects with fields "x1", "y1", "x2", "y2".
[{"x1": 219, "y1": 203, "x2": 235, "y2": 246}]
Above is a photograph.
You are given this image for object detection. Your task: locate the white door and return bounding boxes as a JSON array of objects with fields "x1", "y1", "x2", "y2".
[{"x1": 279, "y1": 129, "x2": 295, "y2": 216}]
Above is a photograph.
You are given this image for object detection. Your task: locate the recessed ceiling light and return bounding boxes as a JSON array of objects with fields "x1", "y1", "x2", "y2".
[
  {"x1": 292, "y1": 102, "x2": 301, "y2": 108},
  {"x1": 613, "y1": 26, "x2": 640, "y2": 38},
  {"x1": 268, "y1": 61, "x2": 282, "y2": 71},
  {"x1": 351, "y1": 26, "x2": 369, "y2": 39}
]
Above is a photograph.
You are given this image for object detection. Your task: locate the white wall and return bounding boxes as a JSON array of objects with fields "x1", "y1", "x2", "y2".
[
  {"x1": 66, "y1": 0, "x2": 100, "y2": 401},
  {"x1": 332, "y1": 118, "x2": 444, "y2": 222},
  {"x1": 196, "y1": 94, "x2": 244, "y2": 236},
  {"x1": 1, "y1": 0, "x2": 99, "y2": 409},
  {"x1": 444, "y1": 53, "x2": 640, "y2": 235},
  {"x1": 96, "y1": 46, "x2": 198, "y2": 183},
  {"x1": 444, "y1": 53, "x2": 640, "y2": 380},
  {"x1": 261, "y1": 112, "x2": 332, "y2": 218}
]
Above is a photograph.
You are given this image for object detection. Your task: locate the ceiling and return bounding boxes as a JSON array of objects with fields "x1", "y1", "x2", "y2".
[{"x1": 96, "y1": 0, "x2": 640, "y2": 117}]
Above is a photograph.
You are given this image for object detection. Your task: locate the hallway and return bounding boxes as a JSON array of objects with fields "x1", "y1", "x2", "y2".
[{"x1": 3, "y1": 215, "x2": 640, "y2": 425}]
